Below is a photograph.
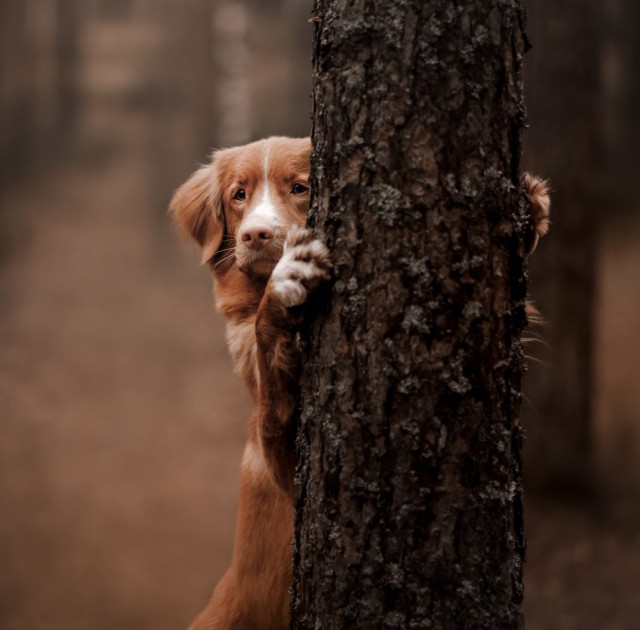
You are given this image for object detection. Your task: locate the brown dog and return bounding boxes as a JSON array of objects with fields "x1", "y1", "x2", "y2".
[{"x1": 170, "y1": 136, "x2": 550, "y2": 629}]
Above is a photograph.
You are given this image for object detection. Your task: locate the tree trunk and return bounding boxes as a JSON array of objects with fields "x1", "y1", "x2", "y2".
[
  {"x1": 601, "y1": 0, "x2": 640, "y2": 217},
  {"x1": 149, "y1": 0, "x2": 216, "y2": 210},
  {"x1": 292, "y1": 2, "x2": 529, "y2": 628},
  {"x1": 0, "y1": 0, "x2": 34, "y2": 175},
  {"x1": 522, "y1": 0, "x2": 600, "y2": 493},
  {"x1": 55, "y1": 0, "x2": 79, "y2": 140}
]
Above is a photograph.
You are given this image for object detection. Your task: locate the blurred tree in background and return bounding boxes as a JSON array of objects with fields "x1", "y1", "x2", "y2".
[
  {"x1": 522, "y1": 0, "x2": 601, "y2": 494},
  {"x1": 0, "y1": 0, "x2": 312, "y2": 193},
  {"x1": 523, "y1": 0, "x2": 640, "y2": 495},
  {"x1": 602, "y1": 0, "x2": 640, "y2": 216},
  {"x1": 0, "y1": 0, "x2": 79, "y2": 179}
]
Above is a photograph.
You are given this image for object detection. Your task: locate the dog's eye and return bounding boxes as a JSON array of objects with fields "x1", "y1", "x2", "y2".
[
  {"x1": 233, "y1": 188, "x2": 246, "y2": 201},
  {"x1": 291, "y1": 183, "x2": 308, "y2": 195}
]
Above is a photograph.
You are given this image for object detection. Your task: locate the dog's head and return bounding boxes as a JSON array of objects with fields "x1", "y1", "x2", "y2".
[{"x1": 170, "y1": 136, "x2": 311, "y2": 277}]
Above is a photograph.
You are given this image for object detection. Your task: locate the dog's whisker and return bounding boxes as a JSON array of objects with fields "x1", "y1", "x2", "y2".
[
  {"x1": 214, "y1": 252, "x2": 237, "y2": 269},
  {"x1": 213, "y1": 251, "x2": 236, "y2": 266},
  {"x1": 521, "y1": 336, "x2": 549, "y2": 348}
]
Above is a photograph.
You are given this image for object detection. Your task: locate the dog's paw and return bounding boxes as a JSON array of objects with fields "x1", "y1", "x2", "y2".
[
  {"x1": 269, "y1": 226, "x2": 331, "y2": 308},
  {"x1": 523, "y1": 173, "x2": 551, "y2": 255}
]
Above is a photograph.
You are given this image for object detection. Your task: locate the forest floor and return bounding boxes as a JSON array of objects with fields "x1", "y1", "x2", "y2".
[
  {"x1": 0, "y1": 105, "x2": 251, "y2": 629},
  {"x1": 2, "y1": 40, "x2": 640, "y2": 629}
]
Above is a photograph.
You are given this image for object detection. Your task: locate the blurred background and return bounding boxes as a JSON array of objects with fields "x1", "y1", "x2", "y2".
[{"x1": 0, "y1": 1, "x2": 638, "y2": 628}]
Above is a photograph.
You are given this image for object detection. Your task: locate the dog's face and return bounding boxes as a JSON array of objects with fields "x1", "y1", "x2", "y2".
[{"x1": 171, "y1": 136, "x2": 311, "y2": 278}]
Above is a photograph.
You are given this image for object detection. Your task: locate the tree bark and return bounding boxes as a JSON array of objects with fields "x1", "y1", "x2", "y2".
[
  {"x1": 522, "y1": 0, "x2": 600, "y2": 493},
  {"x1": 292, "y1": 2, "x2": 529, "y2": 628}
]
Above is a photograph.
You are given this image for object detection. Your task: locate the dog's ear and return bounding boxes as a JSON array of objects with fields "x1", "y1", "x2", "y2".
[
  {"x1": 170, "y1": 161, "x2": 224, "y2": 265},
  {"x1": 523, "y1": 173, "x2": 551, "y2": 257}
]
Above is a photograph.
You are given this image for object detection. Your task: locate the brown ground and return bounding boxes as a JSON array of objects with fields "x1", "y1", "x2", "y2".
[
  {"x1": 0, "y1": 110, "x2": 250, "y2": 628},
  {"x1": 1, "y1": 29, "x2": 640, "y2": 630}
]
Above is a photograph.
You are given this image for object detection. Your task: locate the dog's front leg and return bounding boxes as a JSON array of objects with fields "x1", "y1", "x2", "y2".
[{"x1": 255, "y1": 227, "x2": 331, "y2": 498}]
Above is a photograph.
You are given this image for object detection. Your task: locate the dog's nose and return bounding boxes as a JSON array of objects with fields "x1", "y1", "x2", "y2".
[{"x1": 240, "y1": 222, "x2": 274, "y2": 250}]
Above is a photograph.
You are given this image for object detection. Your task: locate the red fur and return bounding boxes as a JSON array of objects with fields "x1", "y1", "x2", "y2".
[
  {"x1": 171, "y1": 137, "x2": 326, "y2": 629},
  {"x1": 170, "y1": 137, "x2": 550, "y2": 629},
  {"x1": 523, "y1": 173, "x2": 551, "y2": 324}
]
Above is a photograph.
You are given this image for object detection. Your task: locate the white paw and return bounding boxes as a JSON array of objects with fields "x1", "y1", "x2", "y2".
[{"x1": 270, "y1": 226, "x2": 331, "y2": 308}]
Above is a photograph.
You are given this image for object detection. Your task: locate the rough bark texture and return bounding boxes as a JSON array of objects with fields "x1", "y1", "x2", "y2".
[
  {"x1": 522, "y1": 0, "x2": 600, "y2": 493},
  {"x1": 292, "y1": 2, "x2": 529, "y2": 628}
]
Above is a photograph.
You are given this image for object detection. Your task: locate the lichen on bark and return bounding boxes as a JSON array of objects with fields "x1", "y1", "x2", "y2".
[{"x1": 292, "y1": 2, "x2": 529, "y2": 628}]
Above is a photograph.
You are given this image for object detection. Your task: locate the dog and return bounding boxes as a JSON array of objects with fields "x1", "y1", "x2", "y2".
[{"x1": 170, "y1": 136, "x2": 550, "y2": 629}]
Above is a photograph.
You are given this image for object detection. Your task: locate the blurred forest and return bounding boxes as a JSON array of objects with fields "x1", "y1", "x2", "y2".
[{"x1": 0, "y1": 1, "x2": 639, "y2": 629}]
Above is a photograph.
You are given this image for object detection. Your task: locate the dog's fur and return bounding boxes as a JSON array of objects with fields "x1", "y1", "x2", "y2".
[{"x1": 170, "y1": 136, "x2": 550, "y2": 629}]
